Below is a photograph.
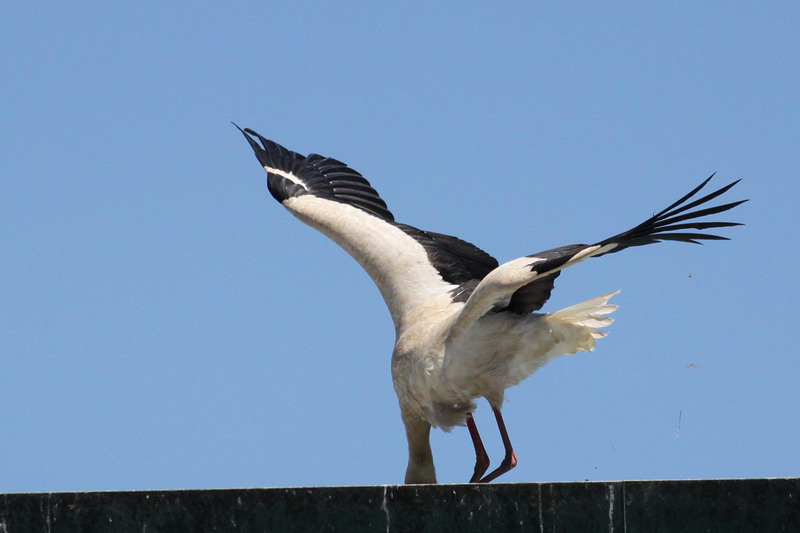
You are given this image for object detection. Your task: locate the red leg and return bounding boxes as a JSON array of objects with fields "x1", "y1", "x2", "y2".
[
  {"x1": 466, "y1": 413, "x2": 490, "y2": 483},
  {"x1": 478, "y1": 407, "x2": 518, "y2": 483}
]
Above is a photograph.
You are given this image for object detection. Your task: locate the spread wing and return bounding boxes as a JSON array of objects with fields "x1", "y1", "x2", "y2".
[
  {"x1": 448, "y1": 176, "x2": 747, "y2": 338},
  {"x1": 237, "y1": 126, "x2": 497, "y2": 327}
]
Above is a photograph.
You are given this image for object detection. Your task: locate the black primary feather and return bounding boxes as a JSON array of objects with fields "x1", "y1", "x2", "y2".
[
  {"x1": 503, "y1": 176, "x2": 747, "y2": 313},
  {"x1": 237, "y1": 125, "x2": 499, "y2": 296}
]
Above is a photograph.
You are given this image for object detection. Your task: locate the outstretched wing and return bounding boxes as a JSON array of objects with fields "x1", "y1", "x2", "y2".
[
  {"x1": 448, "y1": 176, "x2": 746, "y2": 337},
  {"x1": 237, "y1": 126, "x2": 497, "y2": 327}
]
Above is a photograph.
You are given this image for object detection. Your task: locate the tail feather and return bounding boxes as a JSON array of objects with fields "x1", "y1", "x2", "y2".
[{"x1": 548, "y1": 290, "x2": 620, "y2": 339}]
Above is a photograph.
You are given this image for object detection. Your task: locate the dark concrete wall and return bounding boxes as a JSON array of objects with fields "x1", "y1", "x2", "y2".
[{"x1": 1, "y1": 478, "x2": 798, "y2": 532}]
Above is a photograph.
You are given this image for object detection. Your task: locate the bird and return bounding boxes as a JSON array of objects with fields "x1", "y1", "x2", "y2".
[{"x1": 236, "y1": 125, "x2": 746, "y2": 484}]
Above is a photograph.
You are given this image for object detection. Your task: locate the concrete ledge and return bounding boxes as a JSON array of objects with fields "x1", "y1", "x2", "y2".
[{"x1": 1, "y1": 478, "x2": 798, "y2": 532}]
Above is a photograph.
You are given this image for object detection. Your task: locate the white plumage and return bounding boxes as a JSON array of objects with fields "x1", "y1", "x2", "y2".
[{"x1": 237, "y1": 126, "x2": 746, "y2": 484}]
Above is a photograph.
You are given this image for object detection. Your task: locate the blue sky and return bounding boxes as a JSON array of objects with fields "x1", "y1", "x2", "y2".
[{"x1": 2, "y1": 3, "x2": 797, "y2": 492}]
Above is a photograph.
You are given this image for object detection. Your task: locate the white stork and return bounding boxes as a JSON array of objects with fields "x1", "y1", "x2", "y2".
[{"x1": 237, "y1": 126, "x2": 746, "y2": 484}]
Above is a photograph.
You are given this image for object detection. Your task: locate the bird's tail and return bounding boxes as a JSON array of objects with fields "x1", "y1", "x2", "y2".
[{"x1": 547, "y1": 290, "x2": 620, "y2": 342}]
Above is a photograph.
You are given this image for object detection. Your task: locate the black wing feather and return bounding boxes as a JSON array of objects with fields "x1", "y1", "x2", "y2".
[
  {"x1": 595, "y1": 177, "x2": 746, "y2": 255},
  {"x1": 504, "y1": 176, "x2": 746, "y2": 313},
  {"x1": 238, "y1": 125, "x2": 499, "y2": 296},
  {"x1": 237, "y1": 125, "x2": 396, "y2": 221},
  {"x1": 396, "y1": 224, "x2": 499, "y2": 289}
]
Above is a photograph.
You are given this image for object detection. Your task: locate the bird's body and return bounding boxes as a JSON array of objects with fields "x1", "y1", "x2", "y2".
[
  {"x1": 393, "y1": 291, "x2": 616, "y2": 429},
  {"x1": 238, "y1": 126, "x2": 745, "y2": 484}
]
